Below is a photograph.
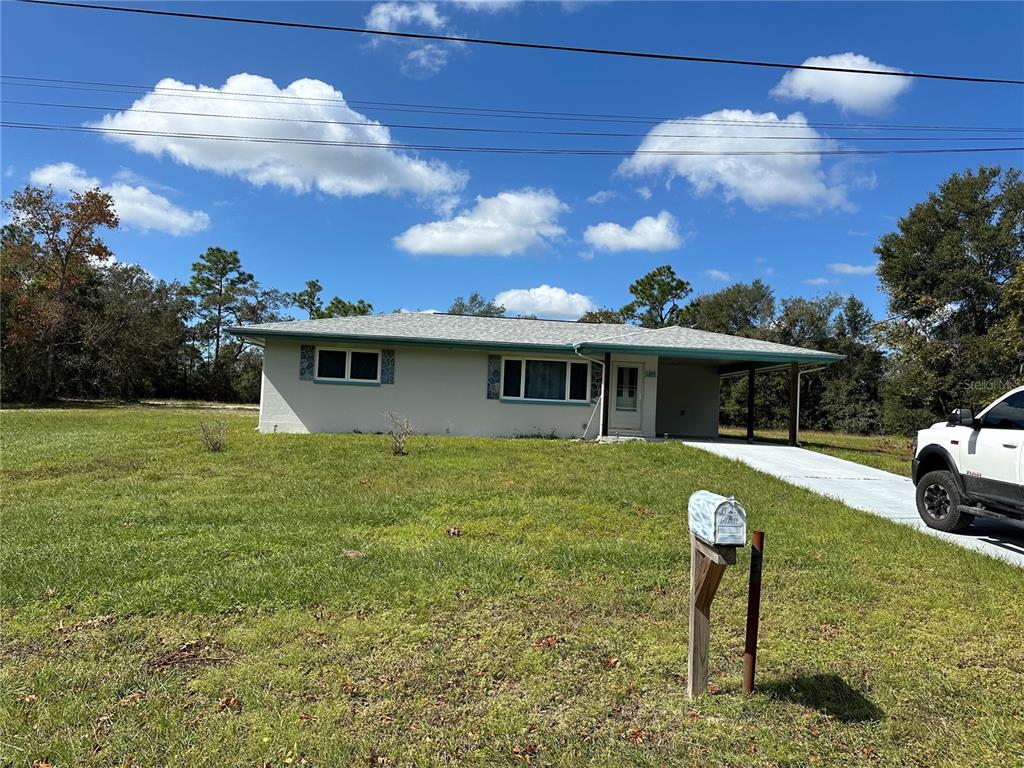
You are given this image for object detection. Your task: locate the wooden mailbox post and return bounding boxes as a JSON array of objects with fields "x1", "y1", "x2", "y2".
[{"x1": 686, "y1": 491, "x2": 747, "y2": 699}]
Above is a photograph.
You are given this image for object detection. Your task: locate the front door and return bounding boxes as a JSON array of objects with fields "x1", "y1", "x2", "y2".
[{"x1": 610, "y1": 363, "x2": 643, "y2": 433}]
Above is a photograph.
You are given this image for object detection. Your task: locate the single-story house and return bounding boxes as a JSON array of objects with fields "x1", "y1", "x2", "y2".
[{"x1": 228, "y1": 313, "x2": 842, "y2": 443}]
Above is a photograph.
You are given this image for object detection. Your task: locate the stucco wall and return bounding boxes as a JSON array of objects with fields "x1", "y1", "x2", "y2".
[
  {"x1": 654, "y1": 359, "x2": 721, "y2": 437},
  {"x1": 259, "y1": 339, "x2": 609, "y2": 438}
]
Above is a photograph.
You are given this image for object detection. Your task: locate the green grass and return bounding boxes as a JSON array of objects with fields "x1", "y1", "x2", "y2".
[
  {"x1": 2, "y1": 408, "x2": 1021, "y2": 767},
  {"x1": 721, "y1": 426, "x2": 915, "y2": 477}
]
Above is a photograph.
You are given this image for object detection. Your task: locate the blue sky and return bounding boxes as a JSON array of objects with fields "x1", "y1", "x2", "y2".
[{"x1": 2, "y1": 1, "x2": 1022, "y2": 319}]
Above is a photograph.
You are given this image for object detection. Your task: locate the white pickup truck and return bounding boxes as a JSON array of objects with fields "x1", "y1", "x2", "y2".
[{"x1": 913, "y1": 385, "x2": 1024, "y2": 532}]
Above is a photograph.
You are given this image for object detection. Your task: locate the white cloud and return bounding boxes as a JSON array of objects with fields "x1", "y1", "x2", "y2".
[
  {"x1": 770, "y1": 53, "x2": 911, "y2": 113},
  {"x1": 618, "y1": 109, "x2": 849, "y2": 211},
  {"x1": 847, "y1": 229, "x2": 870, "y2": 236},
  {"x1": 450, "y1": 0, "x2": 521, "y2": 11},
  {"x1": 635, "y1": 186, "x2": 652, "y2": 200},
  {"x1": 704, "y1": 269, "x2": 731, "y2": 281},
  {"x1": 586, "y1": 189, "x2": 617, "y2": 205},
  {"x1": 829, "y1": 262, "x2": 877, "y2": 275},
  {"x1": 365, "y1": 2, "x2": 446, "y2": 32},
  {"x1": 403, "y1": 44, "x2": 451, "y2": 78},
  {"x1": 30, "y1": 162, "x2": 209, "y2": 236},
  {"x1": 394, "y1": 188, "x2": 567, "y2": 256},
  {"x1": 90, "y1": 74, "x2": 466, "y2": 199},
  {"x1": 494, "y1": 284, "x2": 595, "y2": 319},
  {"x1": 803, "y1": 277, "x2": 833, "y2": 286},
  {"x1": 583, "y1": 210, "x2": 683, "y2": 253}
]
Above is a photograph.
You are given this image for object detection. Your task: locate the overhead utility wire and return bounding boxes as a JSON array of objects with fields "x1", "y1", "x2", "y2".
[
  {"x1": 2, "y1": 77, "x2": 1021, "y2": 134},
  {"x1": 15, "y1": 1, "x2": 1024, "y2": 85},
  {"x1": 5, "y1": 100, "x2": 1021, "y2": 143},
  {"x1": 3, "y1": 122, "x2": 1021, "y2": 157}
]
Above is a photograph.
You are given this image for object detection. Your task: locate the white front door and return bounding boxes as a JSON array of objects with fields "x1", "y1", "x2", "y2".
[{"x1": 610, "y1": 363, "x2": 643, "y2": 432}]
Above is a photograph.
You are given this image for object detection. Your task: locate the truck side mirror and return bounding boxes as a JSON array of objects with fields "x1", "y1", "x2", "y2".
[{"x1": 947, "y1": 407, "x2": 976, "y2": 428}]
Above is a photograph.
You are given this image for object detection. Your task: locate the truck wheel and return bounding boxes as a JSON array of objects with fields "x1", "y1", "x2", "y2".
[{"x1": 916, "y1": 470, "x2": 973, "y2": 533}]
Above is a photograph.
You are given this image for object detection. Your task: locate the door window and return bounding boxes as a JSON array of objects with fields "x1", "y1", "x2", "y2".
[
  {"x1": 615, "y1": 367, "x2": 639, "y2": 411},
  {"x1": 981, "y1": 391, "x2": 1024, "y2": 430}
]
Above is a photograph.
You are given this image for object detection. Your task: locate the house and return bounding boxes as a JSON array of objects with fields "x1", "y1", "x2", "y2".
[{"x1": 228, "y1": 313, "x2": 842, "y2": 443}]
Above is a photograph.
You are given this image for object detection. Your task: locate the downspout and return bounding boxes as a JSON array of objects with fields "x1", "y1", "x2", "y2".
[
  {"x1": 795, "y1": 366, "x2": 827, "y2": 443},
  {"x1": 573, "y1": 345, "x2": 606, "y2": 440}
]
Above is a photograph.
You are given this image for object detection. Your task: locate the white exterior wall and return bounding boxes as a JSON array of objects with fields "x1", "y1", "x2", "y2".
[
  {"x1": 259, "y1": 339, "x2": 609, "y2": 438},
  {"x1": 654, "y1": 359, "x2": 721, "y2": 438}
]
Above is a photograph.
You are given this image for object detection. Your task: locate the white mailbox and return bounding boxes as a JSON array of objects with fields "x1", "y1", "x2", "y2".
[{"x1": 688, "y1": 491, "x2": 747, "y2": 547}]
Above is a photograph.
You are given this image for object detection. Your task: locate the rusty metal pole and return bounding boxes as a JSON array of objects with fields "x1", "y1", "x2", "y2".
[{"x1": 742, "y1": 530, "x2": 764, "y2": 694}]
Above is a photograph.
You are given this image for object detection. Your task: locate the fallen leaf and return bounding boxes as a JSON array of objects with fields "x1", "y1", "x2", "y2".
[
  {"x1": 446, "y1": 527, "x2": 463, "y2": 537},
  {"x1": 531, "y1": 635, "x2": 562, "y2": 649},
  {"x1": 344, "y1": 549, "x2": 366, "y2": 559},
  {"x1": 218, "y1": 695, "x2": 242, "y2": 713},
  {"x1": 625, "y1": 727, "x2": 645, "y2": 744},
  {"x1": 605, "y1": 657, "x2": 621, "y2": 669}
]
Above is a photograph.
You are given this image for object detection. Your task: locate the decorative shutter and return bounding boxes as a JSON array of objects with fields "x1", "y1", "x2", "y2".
[
  {"x1": 486, "y1": 355, "x2": 501, "y2": 399},
  {"x1": 590, "y1": 362, "x2": 603, "y2": 404},
  {"x1": 381, "y1": 349, "x2": 395, "y2": 385},
  {"x1": 300, "y1": 345, "x2": 315, "y2": 380}
]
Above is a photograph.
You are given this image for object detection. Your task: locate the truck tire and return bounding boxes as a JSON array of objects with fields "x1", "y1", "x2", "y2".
[{"x1": 915, "y1": 470, "x2": 973, "y2": 533}]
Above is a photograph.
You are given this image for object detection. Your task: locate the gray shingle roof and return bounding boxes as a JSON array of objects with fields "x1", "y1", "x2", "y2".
[{"x1": 229, "y1": 312, "x2": 842, "y2": 364}]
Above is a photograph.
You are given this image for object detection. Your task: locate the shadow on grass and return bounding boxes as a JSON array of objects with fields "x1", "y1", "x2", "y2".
[{"x1": 762, "y1": 674, "x2": 884, "y2": 723}]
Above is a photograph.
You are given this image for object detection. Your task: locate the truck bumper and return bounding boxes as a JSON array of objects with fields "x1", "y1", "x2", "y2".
[{"x1": 911, "y1": 458, "x2": 921, "y2": 485}]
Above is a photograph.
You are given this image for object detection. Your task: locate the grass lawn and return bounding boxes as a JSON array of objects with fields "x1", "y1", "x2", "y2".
[
  {"x1": 2, "y1": 408, "x2": 1021, "y2": 767},
  {"x1": 720, "y1": 426, "x2": 915, "y2": 477}
]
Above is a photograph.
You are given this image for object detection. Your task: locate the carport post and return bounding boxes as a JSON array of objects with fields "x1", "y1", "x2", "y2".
[
  {"x1": 788, "y1": 362, "x2": 799, "y2": 446},
  {"x1": 745, "y1": 365, "x2": 755, "y2": 442}
]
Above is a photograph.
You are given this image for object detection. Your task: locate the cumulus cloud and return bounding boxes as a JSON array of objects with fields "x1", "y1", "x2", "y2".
[
  {"x1": 394, "y1": 188, "x2": 567, "y2": 256},
  {"x1": 494, "y1": 284, "x2": 595, "y2": 319},
  {"x1": 829, "y1": 262, "x2": 877, "y2": 275},
  {"x1": 365, "y1": 2, "x2": 446, "y2": 32},
  {"x1": 583, "y1": 210, "x2": 683, "y2": 253},
  {"x1": 770, "y1": 53, "x2": 911, "y2": 113},
  {"x1": 619, "y1": 109, "x2": 850, "y2": 211},
  {"x1": 705, "y1": 269, "x2": 731, "y2": 281},
  {"x1": 30, "y1": 162, "x2": 209, "y2": 235},
  {"x1": 402, "y1": 44, "x2": 451, "y2": 78},
  {"x1": 450, "y1": 0, "x2": 522, "y2": 11},
  {"x1": 618, "y1": 108, "x2": 851, "y2": 210},
  {"x1": 90, "y1": 74, "x2": 466, "y2": 199},
  {"x1": 802, "y1": 277, "x2": 833, "y2": 286}
]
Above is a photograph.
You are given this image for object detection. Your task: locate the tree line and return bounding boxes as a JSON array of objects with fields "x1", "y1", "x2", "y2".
[{"x1": 2, "y1": 167, "x2": 1021, "y2": 433}]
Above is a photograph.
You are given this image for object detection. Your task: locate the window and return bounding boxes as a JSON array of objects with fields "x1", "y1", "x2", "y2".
[
  {"x1": 615, "y1": 366, "x2": 639, "y2": 411},
  {"x1": 981, "y1": 391, "x2": 1024, "y2": 430},
  {"x1": 501, "y1": 357, "x2": 589, "y2": 403},
  {"x1": 314, "y1": 347, "x2": 380, "y2": 383}
]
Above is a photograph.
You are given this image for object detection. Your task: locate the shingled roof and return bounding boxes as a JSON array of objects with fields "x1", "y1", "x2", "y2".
[{"x1": 229, "y1": 312, "x2": 843, "y2": 365}]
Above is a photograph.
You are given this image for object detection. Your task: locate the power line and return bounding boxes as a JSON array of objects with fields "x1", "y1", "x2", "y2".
[
  {"x1": 3, "y1": 76, "x2": 1022, "y2": 134},
  {"x1": 4, "y1": 121, "x2": 1021, "y2": 157},
  {"x1": 5, "y1": 99, "x2": 1022, "y2": 143},
  {"x1": 16, "y1": 0, "x2": 1024, "y2": 86}
]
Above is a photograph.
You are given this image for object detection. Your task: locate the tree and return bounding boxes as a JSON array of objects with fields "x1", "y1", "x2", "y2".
[
  {"x1": 186, "y1": 247, "x2": 258, "y2": 365},
  {"x1": 876, "y1": 166, "x2": 1023, "y2": 432},
  {"x1": 679, "y1": 279, "x2": 775, "y2": 336},
  {"x1": 1, "y1": 185, "x2": 118, "y2": 400},
  {"x1": 449, "y1": 291, "x2": 505, "y2": 317},
  {"x1": 578, "y1": 307, "x2": 625, "y2": 324},
  {"x1": 621, "y1": 265, "x2": 691, "y2": 328},
  {"x1": 289, "y1": 279, "x2": 324, "y2": 319},
  {"x1": 323, "y1": 296, "x2": 373, "y2": 318}
]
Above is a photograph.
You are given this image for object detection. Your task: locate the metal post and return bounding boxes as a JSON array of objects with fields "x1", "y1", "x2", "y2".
[
  {"x1": 742, "y1": 530, "x2": 764, "y2": 694},
  {"x1": 745, "y1": 365, "x2": 755, "y2": 442}
]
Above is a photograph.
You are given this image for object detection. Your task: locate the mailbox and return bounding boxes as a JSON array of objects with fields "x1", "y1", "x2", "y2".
[{"x1": 688, "y1": 491, "x2": 747, "y2": 547}]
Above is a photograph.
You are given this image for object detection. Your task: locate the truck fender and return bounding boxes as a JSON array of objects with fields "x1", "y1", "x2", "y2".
[{"x1": 915, "y1": 444, "x2": 966, "y2": 493}]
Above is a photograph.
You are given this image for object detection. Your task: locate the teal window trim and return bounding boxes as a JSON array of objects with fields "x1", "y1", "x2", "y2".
[
  {"x1": 499, "y1": 397, "x2": 592, "y2": 407},
  {"x1": 313, "y1": 379, "x2": 382, "y2": 387}
]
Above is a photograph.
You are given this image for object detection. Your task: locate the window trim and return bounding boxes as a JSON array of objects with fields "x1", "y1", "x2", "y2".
[
  {"x1": 499, "y1": 355, "x2": 590, "y2": 404},
  {"x1": 313, "y1": 346, "x2": 382, "y2": 384}
]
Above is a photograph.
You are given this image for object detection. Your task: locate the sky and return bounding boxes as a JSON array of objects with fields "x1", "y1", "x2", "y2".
[{"x1": 2, "y1": 1, "x2": 1022, "y2": 320}]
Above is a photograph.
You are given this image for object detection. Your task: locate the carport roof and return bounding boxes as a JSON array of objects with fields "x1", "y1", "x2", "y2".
[{"x1": 229, "y1": 312, "x2": 843, "y2": 365}]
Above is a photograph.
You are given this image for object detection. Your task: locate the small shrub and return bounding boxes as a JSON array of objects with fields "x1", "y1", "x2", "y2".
[
  {"x1": 383, "y1": 411, "x2": 413, "y2": 456},
  {"x1": 199, "y1": 420, "x2": 226, "y2": 453}
]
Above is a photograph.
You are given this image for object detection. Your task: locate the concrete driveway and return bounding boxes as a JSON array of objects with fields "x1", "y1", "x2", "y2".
[{"x1": 681, "y1": 439, "x2": 1024, "y2": 569}]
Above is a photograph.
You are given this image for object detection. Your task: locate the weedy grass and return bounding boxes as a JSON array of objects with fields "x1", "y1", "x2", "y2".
[{"x1": 1, "y1": 408, "x2": 1021, "y2": 767}]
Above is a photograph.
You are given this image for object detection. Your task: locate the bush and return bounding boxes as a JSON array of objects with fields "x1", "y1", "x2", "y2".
[
  {"x1": 198, "y1": 420, "x2": 226, "y2": 453},
  {"x1": 383, "y1": 411, "x2": 413, "y2": 456}
]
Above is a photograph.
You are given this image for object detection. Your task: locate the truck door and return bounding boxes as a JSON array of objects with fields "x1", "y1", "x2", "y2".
[{"x1": 960, "y1": 390, "x2": 1024, "y2": 508}]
